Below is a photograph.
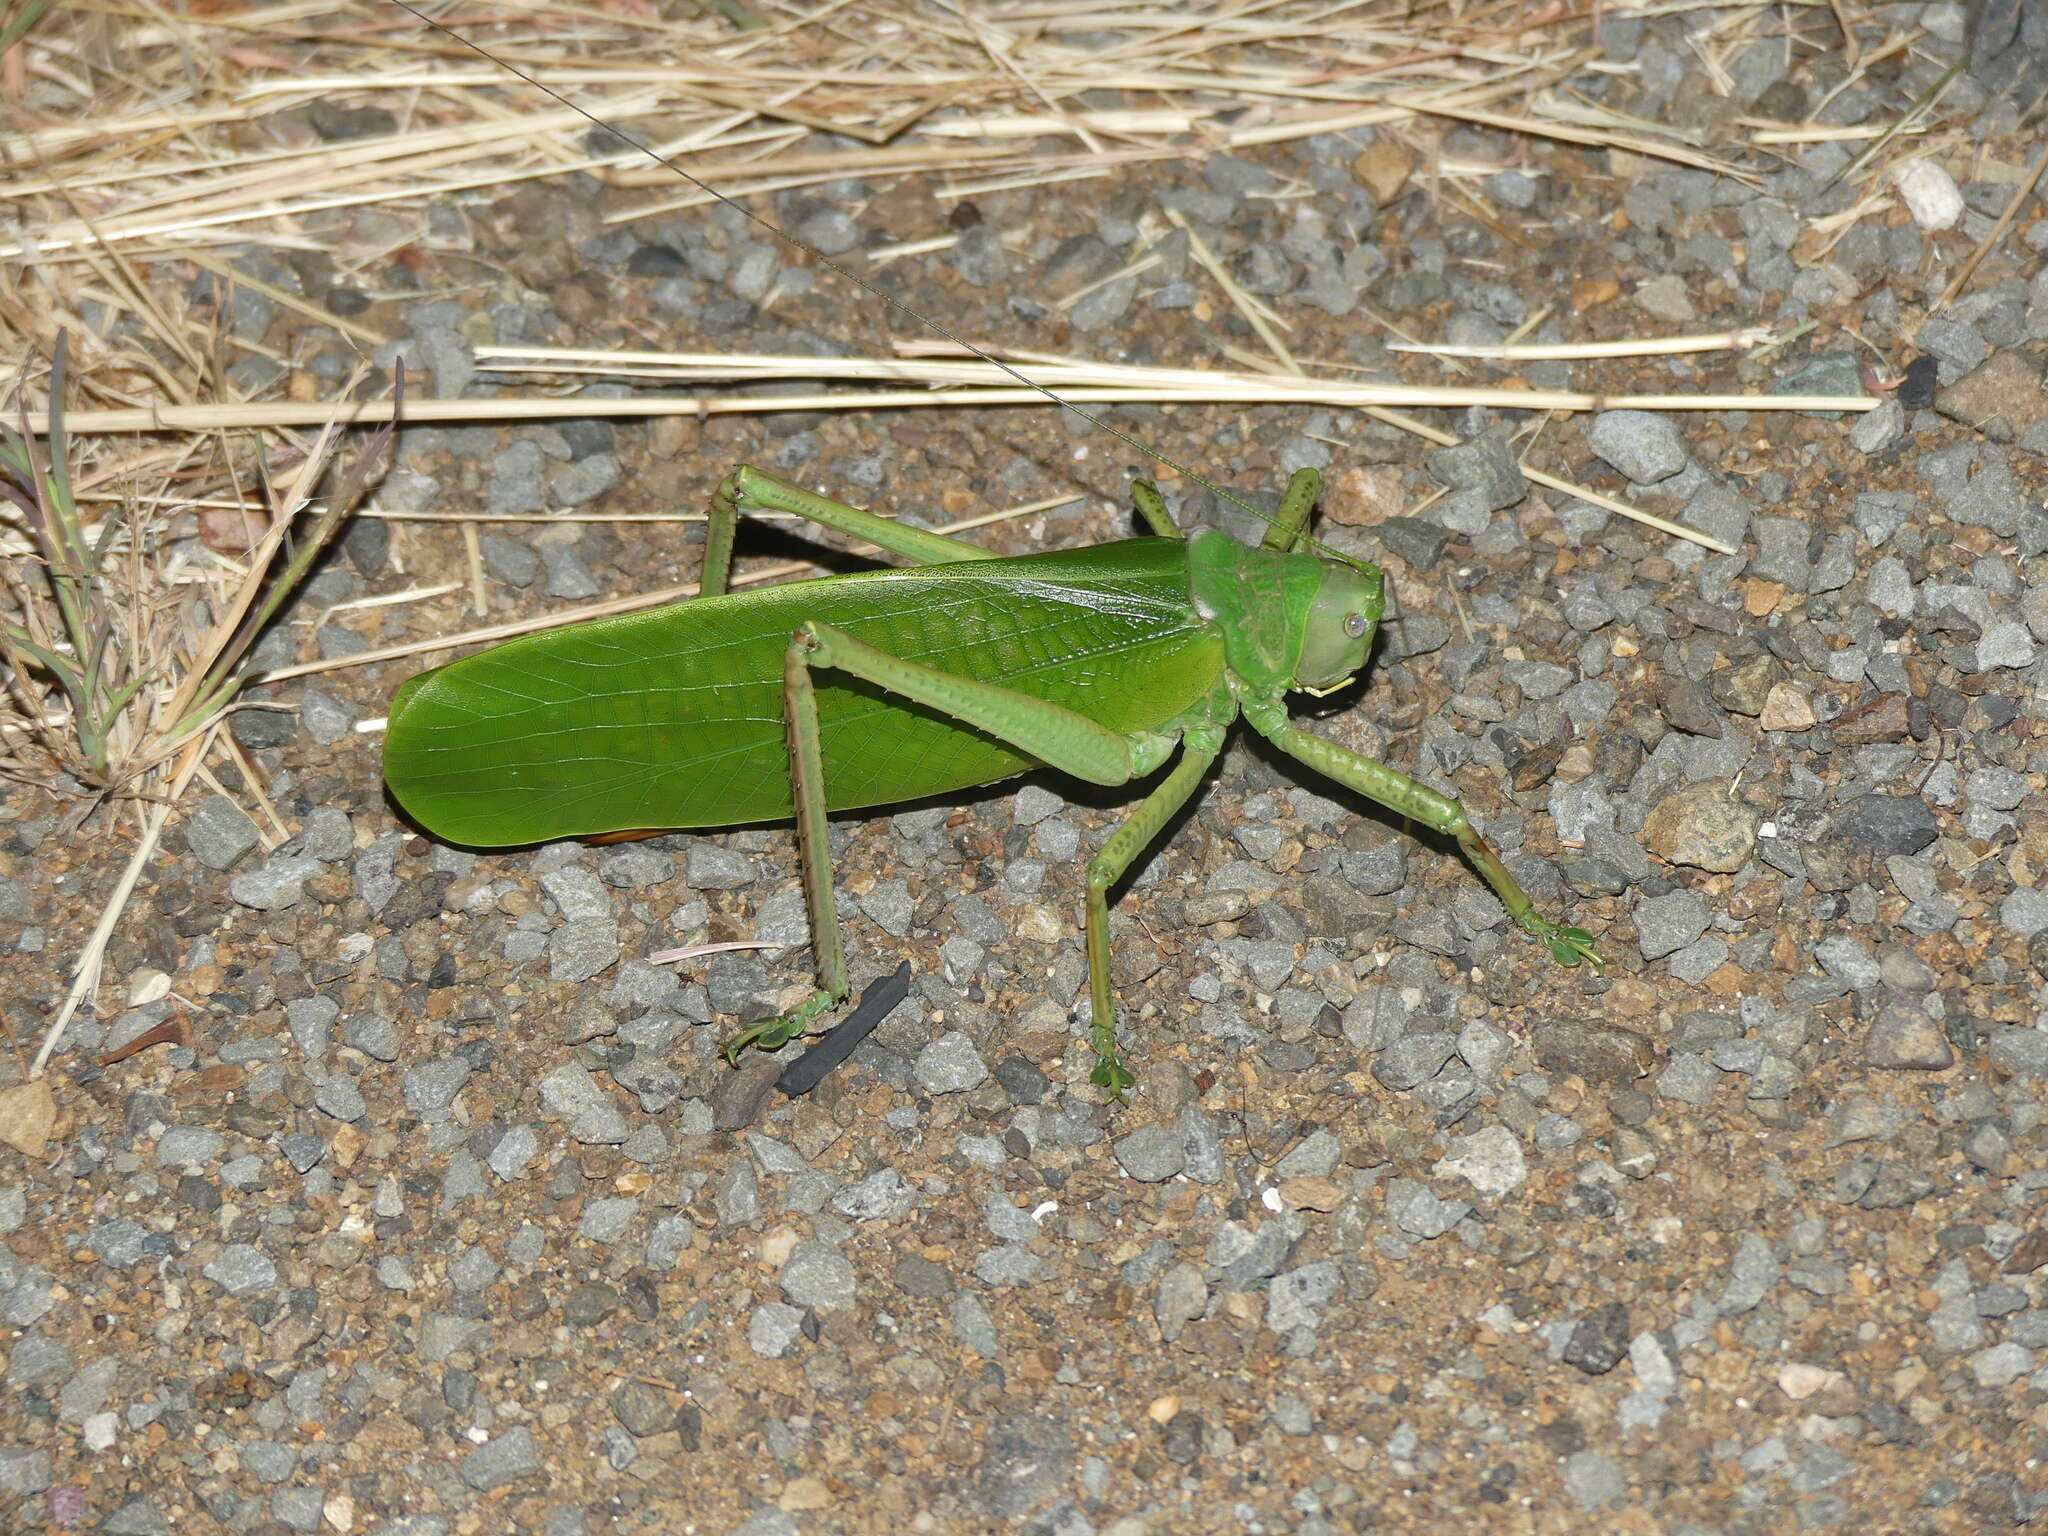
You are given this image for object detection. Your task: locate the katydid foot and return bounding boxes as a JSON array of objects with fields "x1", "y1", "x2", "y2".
[
  {"x1": 722, "y1": 987, "x2": 842, "y2": 1064},
  {"x1": 1088, "y1": 1014, "x2": 1136, "y2": 1102},
  {"x1": 1517, "y1": 911, "x2": 1604, "y2": 970}
]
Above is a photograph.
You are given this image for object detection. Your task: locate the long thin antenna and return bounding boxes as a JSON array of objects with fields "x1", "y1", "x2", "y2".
[{"x1": 384, "y1": 0, "x2": 1266, "y2": 520}]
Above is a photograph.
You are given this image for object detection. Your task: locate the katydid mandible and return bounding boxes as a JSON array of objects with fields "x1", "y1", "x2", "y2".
[{"x1": 382, "y1": 463, "x2": 1601, "y2": 1096}]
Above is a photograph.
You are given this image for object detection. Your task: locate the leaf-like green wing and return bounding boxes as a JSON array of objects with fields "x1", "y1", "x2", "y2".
[{"x1": 384, "y1": 540, "x2": 1225, "y2": 847}]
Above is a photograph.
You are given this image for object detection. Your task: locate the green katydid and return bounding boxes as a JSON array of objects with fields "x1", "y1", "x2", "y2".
[
  {"x1": 383, "y1": 463, "x2": 1601, "y2": 1096},
  {"x1": 377, "y1": 1, "x2": 1602, "y2": 1096}
]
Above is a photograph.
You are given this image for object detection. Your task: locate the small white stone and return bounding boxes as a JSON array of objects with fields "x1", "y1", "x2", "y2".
[{"x1": 1895, "y1": 161, "x2": 1964, "y2": 232}]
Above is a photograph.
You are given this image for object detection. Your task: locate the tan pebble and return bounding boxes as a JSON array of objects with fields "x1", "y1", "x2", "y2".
[
  {"x1": 1778, "y1": 1362, "x2": 1839, "y2": 1399},
  {"x1": 1350, "y1": 140, "x2": 1414, "y2": 204},
  {"x1": 1147, "y1": 1394, "x2": 1181, "y2": 1423},
  {"x1": 1571, "y1": 277, "x2": 1620, "y2": 312},
  {"x1": 1555, "y1": 740, "x2": 1598, "y2": 782},
  {"x1": 1016, "y1": 906, "x2": 1063, "y2": 944},
  {"x1": 1633, "y1": 273, "x2": 1696, "y2": 323},
  {"x1": 1759, "y1": 683, "x2": 1816, "y2": 732},
  {"x1": 1741, "y1": 578, "x2": 1786, "y2": 617},
  {"x1": 1276, "y1": 1176, "x2": 1344, "y2": 1212},
  {"x1": 330, "y1": 1123, "x2": 365, "y2": 1172},
  {"x1": 779, "y1": 1476, "x2": 834, "y2": 1511},
  {"x1": 1894, "y1": 160, "x2": 1963, "y2": 230},
  {"x1": 126, "y1": 967, "x2": 172, "y2": 1007}
]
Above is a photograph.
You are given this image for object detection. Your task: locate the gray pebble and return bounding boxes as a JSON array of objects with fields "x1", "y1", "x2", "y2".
[
  {"x1": 88, "y1": 1219, "x2": 151, "y2": 1267},
  {"x1": 1849, "y1": 396, "x2": 1905, "y2": 452},
  {"x1": 1656, "y1": 1053, "x2": 1719, "y2": 1105},
  {"x1": 780, "y1": 1238, "x2": 857, "y2": 1309},
  {"x1": 102, "y1": 1498, "x2": 171, "y2": 1536},
  {"x1": 229, "y1": 855, "x2": 324, "y2": 910},
  {"x1": 1562, "y1": 1451, "x2": 1625, "y2": 1511},
  {"x1": 184, "y1": 794, "x2": 261, "y2": 870},
  {"x1": 203, "y1": 1243, "x2": 278, "y2": 1296},
  {"x1": 240, "y1": 1440, "x2": 298, "y2": 1482},
  {"x1": 549, "y1": 917, "x2": 621, "y2": 983},
  {"x1": 344, "y1": 1013, "x2": 401, "y2": 1061},
  {"x1": 580, "y1": 1197, "x2": 639, "y2": 1244},
  {"x1": 450, "y1": 1247, "x2": 501, "y2": 1292},
  {"x1": 1815, "y1": 936, "x2": 1882, "y2": 990},
  {"x1": 1265, "y1": 1261, "x2": 1341, "y2": 1332},
  {"x1": 1114, "y1": 1122, "x2": 1185, "y2": 1182},
  {"x1": 915, "y1": 1031, "x2": 988, "y2": 1094},
  {"x1": 280, "y1": 1132, "x2": 326, "y2": 1173},
  {"x1": 480, "y1": 532, "x2": 540, "y2": 587},
  {"x1": 714, "y1": 1161, "x2": 761, "y2": 1227},
  {"x1": 0, "y1": 1447, "x2": 51, "y2": 1496},
  {"x1": 971, "y1": 1413, "x2": 1074, "y2": 1521},
  {"x1": 156, "y1": 1125, "x2": 225, "y2": 1168},
  {"x1": 1588, "y1": 410, "x2": 1689, "y2": 483},
  {"x1": 440, "y1": 1149, "x2": 489, "y2": 1209},
  {"x1": 1154, "y1": 1262, "x2": 1208, "y2": 1343},
  {"x1": 298, "y1": 688, "x2": 355, "y2": 745},
  {"x1": 488, "y1": 1124, "x2": 539, "y2": 1180},
  {"x1": 948, "y1": 227, "x2": 1008, "y2": 288},
  {"x1": 1976, "y1": 619, "x2": 2037, "y2": 670},
  {"x1": 646, "y1": 1215, "x2": 694, "y2": 1269},
  {"x1": 1634, "y1": 890, "x2": 1710, "y2": 960},
  {"x1": 683, "y1": 842, "x2": 755, "y2": 892},
  {"x1": 974, "y1": 1244, "x2": 1050, "y2": 1287},
  {"x1": 552, "y1": 452, "x2": 619, "y2": 507},
  {"x1": 831, "y1": 1167, "x2": 917, "y2": 1221},
  {"x1": 459, "y1": 1425, "x2": 541, "y2": 1491},
  {"x1": 951, "y1": 1293, "x2": 1001, "y2": 1359},
  {"x1": 1433, "y1": 1125, "x2": 1527, "y2": 1197},
  {"x1": 541, "y1": 542, "x2": 600, "y2": 600},
  {"x1": 1178, "y1": 1105, "x2": 1226, "y2": 1184},
  {"x1": 1969, "y1": 1342, "x2": 2033, "y2": 1388},
  {"x1": 286, "y1": 996, "x2": 339, "y2": 1058},
  {"x1": 1987, "y1": 1027, "x2": 2048, "y2": 1078},
  {"x1": 58, "y1": 1356, "x2": 117, "y2": 1422},
  {"x1": 1383, "y1": 1177, "x2": 1468, "y2": 1239},
  {"x1": 605, "y1": 1385, "x2": 681, "y2": 1452},
  {"x1": 403, "y1": 1057, "x2": 472, "y2": 1115},
  {"x1": 2000, "y1": 889, "x2": 2048, "y2": 937},
  {"x1": 5, "y1": 1335, "x2": 72, "y2": 1392},
  {"x1": 1372, "y1": 1032, "x2": 1457, "y2": 1092}
]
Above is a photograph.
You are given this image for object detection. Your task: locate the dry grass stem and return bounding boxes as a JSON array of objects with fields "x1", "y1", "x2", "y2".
[
  {"x1": 1390, "y1": 329, "x2": 1776, "y2": 360},
  {"x1": 19, "y1": 369, "x2": 1881, "y2": 440}
]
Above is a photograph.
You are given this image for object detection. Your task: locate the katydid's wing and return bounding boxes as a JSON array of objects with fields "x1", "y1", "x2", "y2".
[{"x1": 383, "y1": 540, "x2": 1226, "y2": 847}]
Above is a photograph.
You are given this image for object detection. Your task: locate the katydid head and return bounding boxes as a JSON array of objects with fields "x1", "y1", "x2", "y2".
[{"x1": 1293, "y1": 556, "x2": 1385, "y2": 697}]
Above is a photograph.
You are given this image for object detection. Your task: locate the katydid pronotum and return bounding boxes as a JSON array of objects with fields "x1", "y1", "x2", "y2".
[{"x1": 379, "y1": 11, "x2": 1604, "y2": 1097}]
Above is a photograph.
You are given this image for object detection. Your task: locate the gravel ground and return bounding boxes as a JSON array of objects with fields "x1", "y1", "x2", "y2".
[{"x1": 6, "y1": 7, "x2": 2048, "y2": 1534}]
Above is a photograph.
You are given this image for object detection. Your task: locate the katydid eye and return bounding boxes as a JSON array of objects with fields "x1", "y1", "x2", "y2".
[{"x1": 1344, "y1": 613, "x2": 1368, "y2": 637}]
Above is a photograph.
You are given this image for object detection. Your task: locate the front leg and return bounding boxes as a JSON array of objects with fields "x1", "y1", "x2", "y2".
[{"x1": 1243, "y1": 699, "x2": 1602, "y2": 968}]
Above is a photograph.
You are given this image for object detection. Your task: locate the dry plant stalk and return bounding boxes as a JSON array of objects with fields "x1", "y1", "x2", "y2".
[{"x1": 0, "y1": 338, "x2": 395, "y2": 1075}]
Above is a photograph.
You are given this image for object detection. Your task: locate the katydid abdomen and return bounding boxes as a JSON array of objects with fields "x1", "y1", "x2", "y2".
[{"x1": 384, "y1": 535, "x2": 1226, "y2": 847}]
